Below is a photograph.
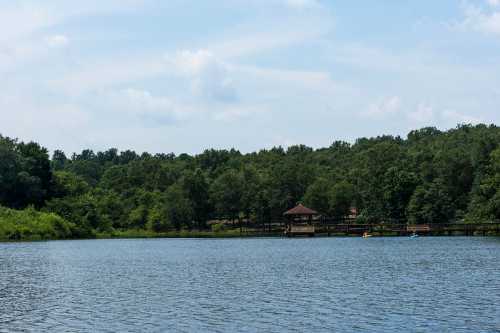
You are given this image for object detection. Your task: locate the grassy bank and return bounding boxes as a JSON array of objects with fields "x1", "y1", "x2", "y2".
[
  {"x1": 0, "y1": 206, "x2": 275, "y2": 242},
  {"x1": 96, "y1": 228, "x2": 270, "y2": 239}
]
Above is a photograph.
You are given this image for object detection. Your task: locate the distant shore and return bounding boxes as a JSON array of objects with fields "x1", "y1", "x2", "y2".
[
  {"x1": 2, "y1": 228, "x2": 499, "y2": 243},
  {"x1": 99, "y1": 228, "x2": 500, "y2": 239}
]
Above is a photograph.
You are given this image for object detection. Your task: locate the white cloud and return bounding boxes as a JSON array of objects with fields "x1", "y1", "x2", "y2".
[
  {"x1": 45, "y1": 34, "x2": 69, "y2": 48},
  {"x1": 50, "y1": 56, "x2": 168, "y2": 95},
  {"x1": 371, "y1": 99, "x2": 483, "y2": 126},
  {"x1": 271, "y1": 135, "x2": 296, "y2": 149},
  {"x1": 167, "y1": 50, "x2": 236, "y2": 102},
  {"x1": 0, "y1": 93, "x2": 90, "y2": 151},
  {"x1": 408, "y1": 103, "x2": 435, "y2": 123},
  {"x1": 334, "y1": 44, "x2": 412, "y2": 73},
  {"x1": 457, "y1": 2, "x2": 500, "y2": 36},
  {"x1": 0, "y1": 5, "x2": 56, "y2": 72},
  {"x1": 212, "y1": 105, "x2": 267, "y2": 122},
  {"x1": 47, "y1": 3, "x2": 332, "y2": 100},
  {"x1": 235, "y1": 64, "x2": 348, "y2": 98},
  {"x1": 232, "y1": 0, "x2": 322, "y2": 11},
  {"x1": 0, "y1": 5, "x2": 54, "y2": 43},
  {"x1": 364, "y1": 96, "x2": 402, "y2": 117},
  {"x1": 115, "y1": 89, "x2": 175, "y2": 113},
  {"x1": 441, "y1": 109, "x2": 482, "y2": 125},
  {"x1": 0, "y1": 1, "x2": 149, "y2": 74},
  {"x1": 52, "y1": 49, "x2": 235, "y2": 100},
  {"x1": 284, "y1": 0, "x2": 321, "y2": 10},
  {"x1": 487, "y1": 0, "x2": 500, "y2": 7},
  {"x1": 51, "y1": 46, "x2": 345, "y2": 112},
  {"x1": 211, "y1": 14, "x2": 331, "y2": 59},
  {"x1": 406, "y1": 102, "x2": 482, "y2": 126},
  {"x1": 0, "y1": 38, "x2": 66, "y2": 74},
  {"x1": 0, "y1": 1, "x2": 143, "y2": 43},
  {"x1": 106, "y1": 89, "x2": 191, "y2": 123}
]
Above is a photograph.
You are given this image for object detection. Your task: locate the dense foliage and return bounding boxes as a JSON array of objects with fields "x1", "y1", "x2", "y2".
[
  {"x1": 2, "y1": 124, "x2": 500, "y2": 239},
  {"x1": 0, "y1": 206, "x2": 74, "y2": 241}
]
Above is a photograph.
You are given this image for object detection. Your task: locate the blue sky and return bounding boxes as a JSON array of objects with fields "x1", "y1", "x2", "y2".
[{"x1": 1, "y1": 0, "x2": 500, "y2": 154}]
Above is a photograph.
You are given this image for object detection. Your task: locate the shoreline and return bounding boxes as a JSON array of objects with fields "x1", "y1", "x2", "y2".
[{"x1": 2, "y1": 229, "x2": 499, "y2": 243}]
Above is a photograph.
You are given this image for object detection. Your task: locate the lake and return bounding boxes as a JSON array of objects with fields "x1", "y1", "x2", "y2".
[{"x1": 1, "y1": 237, "x2": 499, "y2": 332}]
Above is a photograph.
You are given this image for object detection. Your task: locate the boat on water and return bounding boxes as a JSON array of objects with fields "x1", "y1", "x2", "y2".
[
  {"x1": 362, "y1": 232, "x2": 373, "y2": 238},
  {"x1": 410, "y1": 232, "x2": 419, "y2": 239}
]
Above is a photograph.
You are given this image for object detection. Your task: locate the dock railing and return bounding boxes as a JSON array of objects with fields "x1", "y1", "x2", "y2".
[{"x1": 257, "y1": 219, "x2": 500, "y2": 236}]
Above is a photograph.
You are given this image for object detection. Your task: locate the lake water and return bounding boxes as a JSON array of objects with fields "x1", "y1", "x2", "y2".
[{"x1": 1, "y1": 237, "x2": 500, "y2": 332}]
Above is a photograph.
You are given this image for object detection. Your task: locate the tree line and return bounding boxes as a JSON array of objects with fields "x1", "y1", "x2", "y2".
[{"x1": 2, "y1": 124, "x2": 500, "y2": 240}]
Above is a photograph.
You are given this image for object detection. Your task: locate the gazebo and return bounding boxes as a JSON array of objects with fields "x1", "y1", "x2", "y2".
[{"x1": 283, "y1": 204, "x2": 318, "y2": 236}]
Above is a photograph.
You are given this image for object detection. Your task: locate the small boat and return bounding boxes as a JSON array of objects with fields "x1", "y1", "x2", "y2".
[
  {"x1": 362, "y1": 232, "x2": 372, "y2": 238},
  {"x1": 410, "y1": 232, "x2": 419, "y2": 239}
]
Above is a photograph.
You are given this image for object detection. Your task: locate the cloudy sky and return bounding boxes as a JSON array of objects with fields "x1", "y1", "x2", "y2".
[{"x1": 1, "y1": 0, "x2": 500, "y2": 154}]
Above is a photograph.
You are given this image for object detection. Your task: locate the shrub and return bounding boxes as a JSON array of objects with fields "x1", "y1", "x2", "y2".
[
  {"x1": 0, "y1": 205, "x2": 75, "y2": 241},
  {"x1": 211, "y1": 223, "x2": 225, "y2": 233}
]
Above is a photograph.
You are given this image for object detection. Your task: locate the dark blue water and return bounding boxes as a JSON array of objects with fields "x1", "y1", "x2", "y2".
[{"x1": 1, "y1": 237, "x2": 499, "y2": 332}]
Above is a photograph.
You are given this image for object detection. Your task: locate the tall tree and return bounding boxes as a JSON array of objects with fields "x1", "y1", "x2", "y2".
[
  {"x1": 210, "y1": 169, "x2": 244, "y2": 222},
  {"x1": 183, "y1": 169, "x2": 211, "y2": 229}
]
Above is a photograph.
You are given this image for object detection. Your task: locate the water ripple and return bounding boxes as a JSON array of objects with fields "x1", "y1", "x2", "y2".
[{"x1": 1, "y1": 237, "x2": 500, "y2": 332}]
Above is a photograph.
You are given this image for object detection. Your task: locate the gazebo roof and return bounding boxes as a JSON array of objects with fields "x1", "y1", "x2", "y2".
[{"x1": 283, "y1": 204, "x2": 318, "y2": 216}]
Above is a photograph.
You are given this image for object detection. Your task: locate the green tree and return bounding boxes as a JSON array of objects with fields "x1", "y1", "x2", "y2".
[
  {"x1": 182, "y1": 168, "x2": 210, "y2": 229},
  {"x1": 164, "y1": 184, "x2": 194, "y2": 230},
  {"x1": 52, "y1": 171, "x2": 90, "y2": 197},
  {"x1": 0, "y1": 136, "x2": 53, "y2": 208},
  {"x1": 210, "y1": 169, "x2": 244, "y2": 222},
  {"x1": 407, "y1": 181, "x2": 454, "y2": 224},
  {"x1": 52, "y1": 150, "x2": 68, "y2": 171},
  {"x1": 467, "y1": 147, "x2": 500, "y2": 220},
  {"x1": 329, "y1": 181, "x2": 355, "y2": 220},
  {"x1": 303, "y1": 178, "x2": 332, "y2": 215},
  {"x1": 382, "y1": 167, "x2": 418, "y2": 222}
]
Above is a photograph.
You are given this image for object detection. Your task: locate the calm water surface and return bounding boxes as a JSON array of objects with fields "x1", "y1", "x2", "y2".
[{"x1": 1, "y1": 237, "x2": 500, "y2": 332}]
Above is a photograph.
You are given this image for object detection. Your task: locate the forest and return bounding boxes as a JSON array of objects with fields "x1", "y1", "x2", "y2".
[{"x1": 2, "y1": 124, "x2": 500, "y2": 240}]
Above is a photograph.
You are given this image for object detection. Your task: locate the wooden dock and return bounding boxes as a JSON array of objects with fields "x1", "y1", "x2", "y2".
[
  {"x1": 285, "y1": 225, "x2": 315, "y2": 237},
  {"x1": 272, "y1": 204, "x2": 500, "y2": 237},
  {"x1": 312, "y1": 222, "x2": 500, "y2": 237},
  {"x1": 265, "y1": 220, "x2": 500, "y2": 237}
]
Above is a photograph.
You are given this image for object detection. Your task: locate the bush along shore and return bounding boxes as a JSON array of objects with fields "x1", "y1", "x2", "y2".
[
  {"x1": 3, "y1": 124, "x2": 500, "y2": 241},
  {"x1": 0, "y1": 206, "x2": 74, "y2": 241}
]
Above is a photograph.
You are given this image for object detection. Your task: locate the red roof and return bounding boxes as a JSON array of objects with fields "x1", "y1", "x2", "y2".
[{"x1": 283, "y1": 204, "x2": 318, "y2": 216}]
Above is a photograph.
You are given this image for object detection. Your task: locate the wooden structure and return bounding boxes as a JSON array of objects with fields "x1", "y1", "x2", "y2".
[
  {"x1": 283, "y1": 204, "x2": 318, "y2": 236},
  {"x1": 222, "y1": 219, "x2": 500, "y2": 237},
  {"x1": 407, "y1": 224, "x2": 431, "y2": 234},
  {"x1": 308, "y1": 222, "x2": 499, "y2": 236}
]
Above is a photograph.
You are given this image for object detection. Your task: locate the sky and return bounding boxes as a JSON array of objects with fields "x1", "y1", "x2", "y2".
[{"x1": 1, "y1": 0, "x2": 500, "y2": 155}]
